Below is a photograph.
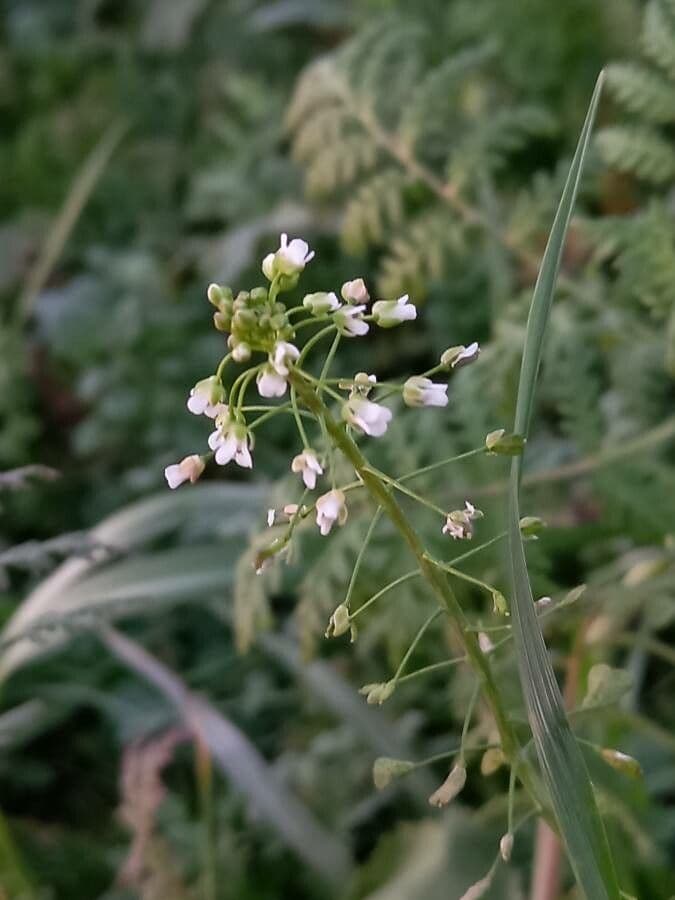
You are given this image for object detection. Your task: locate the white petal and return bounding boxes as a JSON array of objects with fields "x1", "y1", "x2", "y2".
[{"x1": 164, "y1": 464, "x2": 185, "y2": 489}]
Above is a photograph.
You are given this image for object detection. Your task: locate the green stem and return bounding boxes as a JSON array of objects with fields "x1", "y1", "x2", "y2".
[
  {"x1": 290, "y1": 373, "x2": 546, "y2": 814},
  {"x1": 350, "y1": 568, "x2": 421, "y2": 621},
  {"x1": 459, "y1": 682, "x2": 481, "y2": 764},
  {"x1": 391, "y1": 608, "x2": 443, "y2": 686},
  {"x1": 364, "y1": 465, "x2": 447, "y2": 517},
  {"x1": 344, "y1": 508, "x2": 383, "y2": 609},
  {"x1": 424, "y1": 552, "x2": 501, "y2": 600},
  {"x1": 290, "y1": 385, "x2": 311, "y2": 448},
  {"x1": 398, "y1": 447, "x2": 486, "y2": 483}
]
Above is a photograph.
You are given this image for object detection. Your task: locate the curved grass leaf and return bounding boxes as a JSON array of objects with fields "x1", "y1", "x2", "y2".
[
  {"x1": 101, "y1": 625, "x2": 352, "y2": 885},
  {"x1": 507, "y1": 72, "x2": 621, "y2": 899},
  {"x1": 0, "y1": 483, "x2": 264, "y2": 677}
]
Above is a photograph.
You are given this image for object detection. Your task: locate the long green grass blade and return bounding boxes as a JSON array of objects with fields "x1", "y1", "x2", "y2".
[{"x1": 507, "y1": 72, "x2": 621, "y2": 899}]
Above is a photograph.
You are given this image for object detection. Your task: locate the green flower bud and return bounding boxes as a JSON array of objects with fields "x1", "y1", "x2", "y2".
[
  {"x1": 480, "y1": 747, "x2": 505, "y2": 776},
  {"x1": 359, "y1": 681, "x2": 395, "y2": 705},
  {"x1": 492, "y1": 590, "x2": 509, "y2": 616},
  {"x1": 485, "y1": 429, "x2": 526, "y2": 455},
  {"x1": 372, "y1": 757, "x2": 415, "y2": 790},
  {"x1": 213, "y1": 311, "x2": 231, "y2": 332},
  {"x1": 250, "y1": 286, "x2": 268, "y2": 304},
  {"x1": 303, "y1": 291, "x2": 341, "y2": 315},
  {"x1": 599, "y1": 748, "x2": 642, "y2": 779},
  {"x1": 325, "y1": 604, "x2": 350, "y2": 638},
  {"x1": 519, "y1": 516, "x2": 546, "y2": 538}
]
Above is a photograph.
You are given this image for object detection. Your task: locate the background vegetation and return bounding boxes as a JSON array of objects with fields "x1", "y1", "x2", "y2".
[{"x1": 1, "y1": 1, "x2": 674, "y2": 898}]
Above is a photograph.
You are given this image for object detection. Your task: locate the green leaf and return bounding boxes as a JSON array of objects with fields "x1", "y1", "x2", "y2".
[
  {"x1": 507, "y1": 72, "x2": 621, "y2": 900},
  {"x1": 0, "y1": 484, "x2": 264, "y2": 677}
]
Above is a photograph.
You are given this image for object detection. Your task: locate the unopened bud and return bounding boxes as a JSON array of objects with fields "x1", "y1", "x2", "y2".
[
  {"x1": 519, "y1": 515, "x2": 546, "y2": 538},
  {"x1": 231, "y1": 340, "x2": 252, "y2": 363},
  {"x1": 428, "y1": 764, "x2": 466, "y2": 807},
  {"x1": 303, "y1": 291, "x2": 340, "y2": 315},
  {"x1": 492, "y1": 590, "x2": 509, "y2": 616},
  {"x1": 441, "y1": 342, "x2": 480, "y2": 369},
  {"x1": 249, "y1": 286, "x2": 268, "y2": 304},
  {"x1": 213, "y1": 311, "x2": 230, "y2": 332},
  {"x1": 485, "y1": 429, "x2": 525, "y2": 455},
  {"x1": 599, "y1": 748, "x2": 642, "y2": 779},
  {"x1": 500, "y1": 832, "x2": 514, "y2": 862},
  {"x1": 207, "y1": 283, "x2": 232, "y2": 308},
  {"x1": 480, "y1": 747, "x2": 505, "y2": 776},
  {"x1": 359, "y1": 680, "x2": 395, "y2": 705},
  {"x1": 325, "y1": 604, "x2": 350, "y2": 639},
  {"x1": 372, "y1": 756, "x2": 415, "y2": 790}
]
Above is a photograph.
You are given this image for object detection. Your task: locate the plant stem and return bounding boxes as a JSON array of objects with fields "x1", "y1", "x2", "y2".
[{"x1": 291, "y1": 373, "x2": 547, "y2": 815}]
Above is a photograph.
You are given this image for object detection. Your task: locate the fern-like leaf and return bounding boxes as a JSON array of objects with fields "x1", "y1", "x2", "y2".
[{"x1": 596, "y1": 126, "x2": 675, "y2": 183}]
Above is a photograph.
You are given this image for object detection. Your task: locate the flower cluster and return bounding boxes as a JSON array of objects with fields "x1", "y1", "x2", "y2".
[{"x1": 165, "y1": 233, "x2": 487, "y2": 554}]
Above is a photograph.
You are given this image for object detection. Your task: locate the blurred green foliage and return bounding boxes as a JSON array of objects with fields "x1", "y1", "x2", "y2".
[{"x1": 2, "y1": 1, "x2": 675, "y2": 899}]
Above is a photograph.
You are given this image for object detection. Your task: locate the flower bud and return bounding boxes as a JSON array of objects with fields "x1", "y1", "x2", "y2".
[
  {"x1": 428, "y1": 764, "x2": 466, "y2": 807},
  {"x1": 325, "y1": 603, "x2": 350, "y2": 638},
  {"x1": 164, "y1": 455, "x2": 205, "y2": 489},
  {"x1": 440, "y1": 342, "x2": 480, "y2": 369},
  {"x1": 213, "y1": 311, "x2": 231, "y2": 332},
  {"x1": 480, "y1": 747, "x2": 505, "y2": 776},
  {"x1": 359, "y1": 681, "x2": 395, "y2": 705},
  {"x1": 303, "y1": 291, "x2": 341, "y2": 315},
  {"x1": 230, "y1": 339, "x2": 252, "y2": 363},
  {"x1": 372, "y1": 757, "x2": 415, "y2": 790},
  {"x1": 485, "y1": 429, "x2": 525, "y2": 455},
  {"x1": 499, "y1": 832, "x2": 514, "y2": 862},
  {"x1": 492, "y1": 590, "x2": 508, "y2": 616},
  {"x1": 599, "y1": 747, "x2": 642, "y2": 779},
  {"x1": 207, "y1": 283, "x2": 232, "y2": 308},
  {"x1": 249, "y1": 286, "x2": 268, "y2": 304},
  {"x1": 519, "y1": 515, "x2": 546, "y2": 538},
  {"x1": 403, "y1": 376, "x2": 448, "y2": 408},
  {"x1": 372, "y1": 294, "x2": 417, "y2": 328},
  {"x1": 341, "y1": 278, "x2": 369, "y2": 304}
]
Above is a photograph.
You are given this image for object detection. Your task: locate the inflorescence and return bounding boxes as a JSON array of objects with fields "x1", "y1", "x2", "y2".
[{"x1": 165, "y1": 234, "x2": 524, "y2": 573}]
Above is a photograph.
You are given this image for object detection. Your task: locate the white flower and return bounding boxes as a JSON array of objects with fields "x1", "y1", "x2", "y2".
[
  {"x1": 343, "y1": 397, "x2": 392, "y2": 437},
  {"x1": 267, "y1": 508, "x2": 276, "y2": 527},
  {"x1": 334, "y1": 304, "x2": 369, "y2": 337},
  {"x1": 442, "y1": 500, "x2": 483, "y2": 540},
  {"x1": 440, "y1": 341, "x2": 480, "y2": 369},
  {"x1": 341, "y1": 278, "x2": 369, "y2": 304},
  {"x1": 270, "y1": 341, "x2": 300, "y2": 376},
  {"x1": 209, "y1": 422, "x2": 253, "y2": 469},
  {"x1": 257, "y1": 365, "x2": 287, "y2": 398},
  {"x1": 262, "y1": 233, "x2": 315, "y2": 280},
  {"x1": 291, "y1": 449, "x2": 323, "y2": 489},
  {"x1": 303, "y1": 291, "x2": 341, "y2": 315},
  {"x1": 315, "y1": 489, "x2": 348, "y2": 535},
  {"x1": 372, "y1": 294, "x2": 417, "y2": 328},
  {"x1": 403, "y1": 376, "x2": 448, "y2": 408},
  {"x1": 164, "y1": 455, "x2": 205, "y2": 489},
  {"x1": 187, "y1": 376, "x2": 225, "y2": 416}
]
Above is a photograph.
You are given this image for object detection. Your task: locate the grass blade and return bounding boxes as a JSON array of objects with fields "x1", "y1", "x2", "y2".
[{"x1": 507, "y1": 72, "x2": 621, "y2": 899}]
